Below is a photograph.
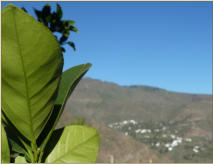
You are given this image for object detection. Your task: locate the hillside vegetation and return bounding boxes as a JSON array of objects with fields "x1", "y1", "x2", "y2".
[{"x1": 58, "y1": 77, "x2": 212, "y2": 162}]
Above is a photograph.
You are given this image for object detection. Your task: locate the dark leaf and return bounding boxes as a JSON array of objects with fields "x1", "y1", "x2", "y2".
[
  {"x1": 55, "y1": 21, "x2": 64, "y2": 32},
  {"x1": 36, "y1": 105, "x2": 62, "y2": 147},
  {"x1": 59, "y1": 35, "x2": 68, "y2": 44},
  {"x1": 61, "y1": 47, "x2": 65, "y2": 52},
  {"x1": 8, "y1": 137, "x2": 26, "y2": 155},
  {"x1": 68, "y1": 41, "x2": 76, "y2": 51},
  {"x1": 32, "y1": 4, "x2": 78, "y2": 54},
  {"x1": 40, "y1": 128, "x2": 64, "y2": 162},
  {"x1": 33, "y1": 9, "x2": 43, "y2": 22},
  {"x1": 42, "y1": 4, "x2": 51, "y2": 17},
  {"x1": 21, "y1": 7, "x2": 27, "y2": 13},
  {"x1": 50, "y1": 22, "x2": 56, "y2": 32},
  {"x1": 2, "y1": 112, "x2": 29, "y2": 155},
  {"x1": 70, "y1": 26, "x2": 79, "y2": 33},
  {"x1": 46, "y1": 15, "x2": 52, "y2": 23},
  {"x1": 56, "y1": 4, "x2": 63, "y2": 19},
  {"x1": 63, "y1": 20, "x2": 76, "y2": 27}
]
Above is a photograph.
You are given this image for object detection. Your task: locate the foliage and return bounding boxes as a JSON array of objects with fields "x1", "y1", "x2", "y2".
[
  {"x1": 22, "y1": 3, "x2": 78, "y2": 53},
  {"x1": 1, "y1": 125, "x2": 10, "y2": 163},
  {"x1": 2, "y1": 5, "x2": 99, "y2": 163}
]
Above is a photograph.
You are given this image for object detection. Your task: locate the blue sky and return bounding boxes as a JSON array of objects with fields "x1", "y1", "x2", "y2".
[{"x1": 2, "y1": 2, "x2": 212, "y2": 94}]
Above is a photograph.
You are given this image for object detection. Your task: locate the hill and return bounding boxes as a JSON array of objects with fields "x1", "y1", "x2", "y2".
[
  {"x1": 65, "y1": 78, "x2": 211, "y2": 130},
  {"x1": 58, "y1": 77, "x2": 212, "y2": 162}
]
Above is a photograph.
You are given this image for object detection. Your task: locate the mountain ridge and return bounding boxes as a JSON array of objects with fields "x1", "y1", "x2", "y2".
[
  {"x1": 58, "y1": 76, "x2": 212, "y2": 162},
  {"x1": 84, "y1": 77, "x2": 212, "y2": 95}
]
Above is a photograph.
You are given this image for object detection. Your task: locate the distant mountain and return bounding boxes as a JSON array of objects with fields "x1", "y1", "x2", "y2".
[
  {"x1": 65, "y1": 78, "x2": 211, "y2": 130},
  {"x1": 58, "y1": 77, "x2": 212, "y2": 162}
]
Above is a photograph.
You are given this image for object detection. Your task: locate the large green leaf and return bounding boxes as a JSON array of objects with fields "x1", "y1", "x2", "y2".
[
  {"x1": 1, "y1": 125, "x2": 10, "y2": 163},
  {"x1": 45, "y1": 125, "x2": 99, "y2": 163},
  {"x1": 2, "y1": 5, "x2": 63, "y2": 141}
]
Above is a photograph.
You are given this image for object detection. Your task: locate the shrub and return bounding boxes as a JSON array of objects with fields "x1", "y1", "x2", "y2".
[{"x1": 2, "y1": 5, "x2": 99, "y2": 163}]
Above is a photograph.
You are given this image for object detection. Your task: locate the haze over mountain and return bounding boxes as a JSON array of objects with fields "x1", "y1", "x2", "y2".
[{"x1": 58, "y1": 77, "x2": 212, "y2": 162}]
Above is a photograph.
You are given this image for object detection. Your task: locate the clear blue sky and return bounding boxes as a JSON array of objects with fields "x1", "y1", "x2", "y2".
[{"x1": 2, "y1": 2, "x2": 212, "y2": 94}]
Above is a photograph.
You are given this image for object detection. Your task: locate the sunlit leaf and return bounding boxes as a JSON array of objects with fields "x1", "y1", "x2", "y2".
[
  {"x1": 15, "y1": 156, "x2": 27, "y2": 163},
  {"x1": 2, "y1": 5, "x2": 63, "y2": 141},
  {"x1": 46, "y1": 125, "x2": 99, "y2": 163}
]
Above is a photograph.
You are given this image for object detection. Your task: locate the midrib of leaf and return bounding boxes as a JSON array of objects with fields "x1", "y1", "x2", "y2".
[
  {"x1": 50, "y1": 133, "x2": 98, "y2": 163},
  {"x1": 12, "y1": 8, "x2": 36, "y2": 144}
]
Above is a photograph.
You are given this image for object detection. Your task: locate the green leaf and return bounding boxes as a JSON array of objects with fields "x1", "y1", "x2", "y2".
[
  {"x1": 63, "y1": 20, "x2": 76, "y2": 26},
  {"x1": 61, "y1": 47, "x2": 66, "y2": 52},
  {"x1": 33, "y1": 8, "x2": 43, "y2": 21},
  {"x1": 38, "y1": 64, "x2": 91, "y2": 156},
  {"x1": 56, "y1": 63, "x2": 92, "y2": 105},
  {"x1": 45, "y1": 125, "x2": 99, "y2": 163},
  {"x1": 15, "y1": 156, "x2": 27, "y2": 163},
  {"x1": 68, "y1": 41, "x2": 76, "y2": 51},
  {"x1": 41, "y1": 4, "x2": 51, "y2": 26},
  {"x1": 59, "y1": 34, "x2": 69, "y2": 44},
  {"x1": 56, "y1": 4, "x2": 63, "y2": 19},
  {"x1": 8, "y1": 135, "x2": 26, "y2": 155},
  {"x1": 21, "y1": 7, "x2": 27, "y2": 13},
  {"x1": 2, "y1": 5, "x2": 63, "y2": 141},
  {"x1": 70, "y1": 26, "x2": 79, "y2": 33},
  {"x1": 1, "y1": 125, "x2": 10, "y2": 163},
  {"x1": 42, "y1": 4, "x2": 51, "y2": 17}
]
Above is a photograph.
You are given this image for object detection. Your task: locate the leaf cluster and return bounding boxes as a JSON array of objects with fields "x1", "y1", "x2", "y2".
[
  {"x1": 2, "y1": 5, "x2": 99, "y2": 163},
  {"x1": 22, "y1": 4, "x2": 78, "y2": 53}
]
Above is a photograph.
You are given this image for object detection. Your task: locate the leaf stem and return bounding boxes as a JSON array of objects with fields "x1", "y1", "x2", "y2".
[
  {"x1": 17, "y1": 137, "x2": 34, "y2": 162},
  {"x1": 38, "y1": 151, "x2": 43, "y2": 163},
  {"x1": 31, "y1": 141, "x2": 38, "y2": 162}
]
